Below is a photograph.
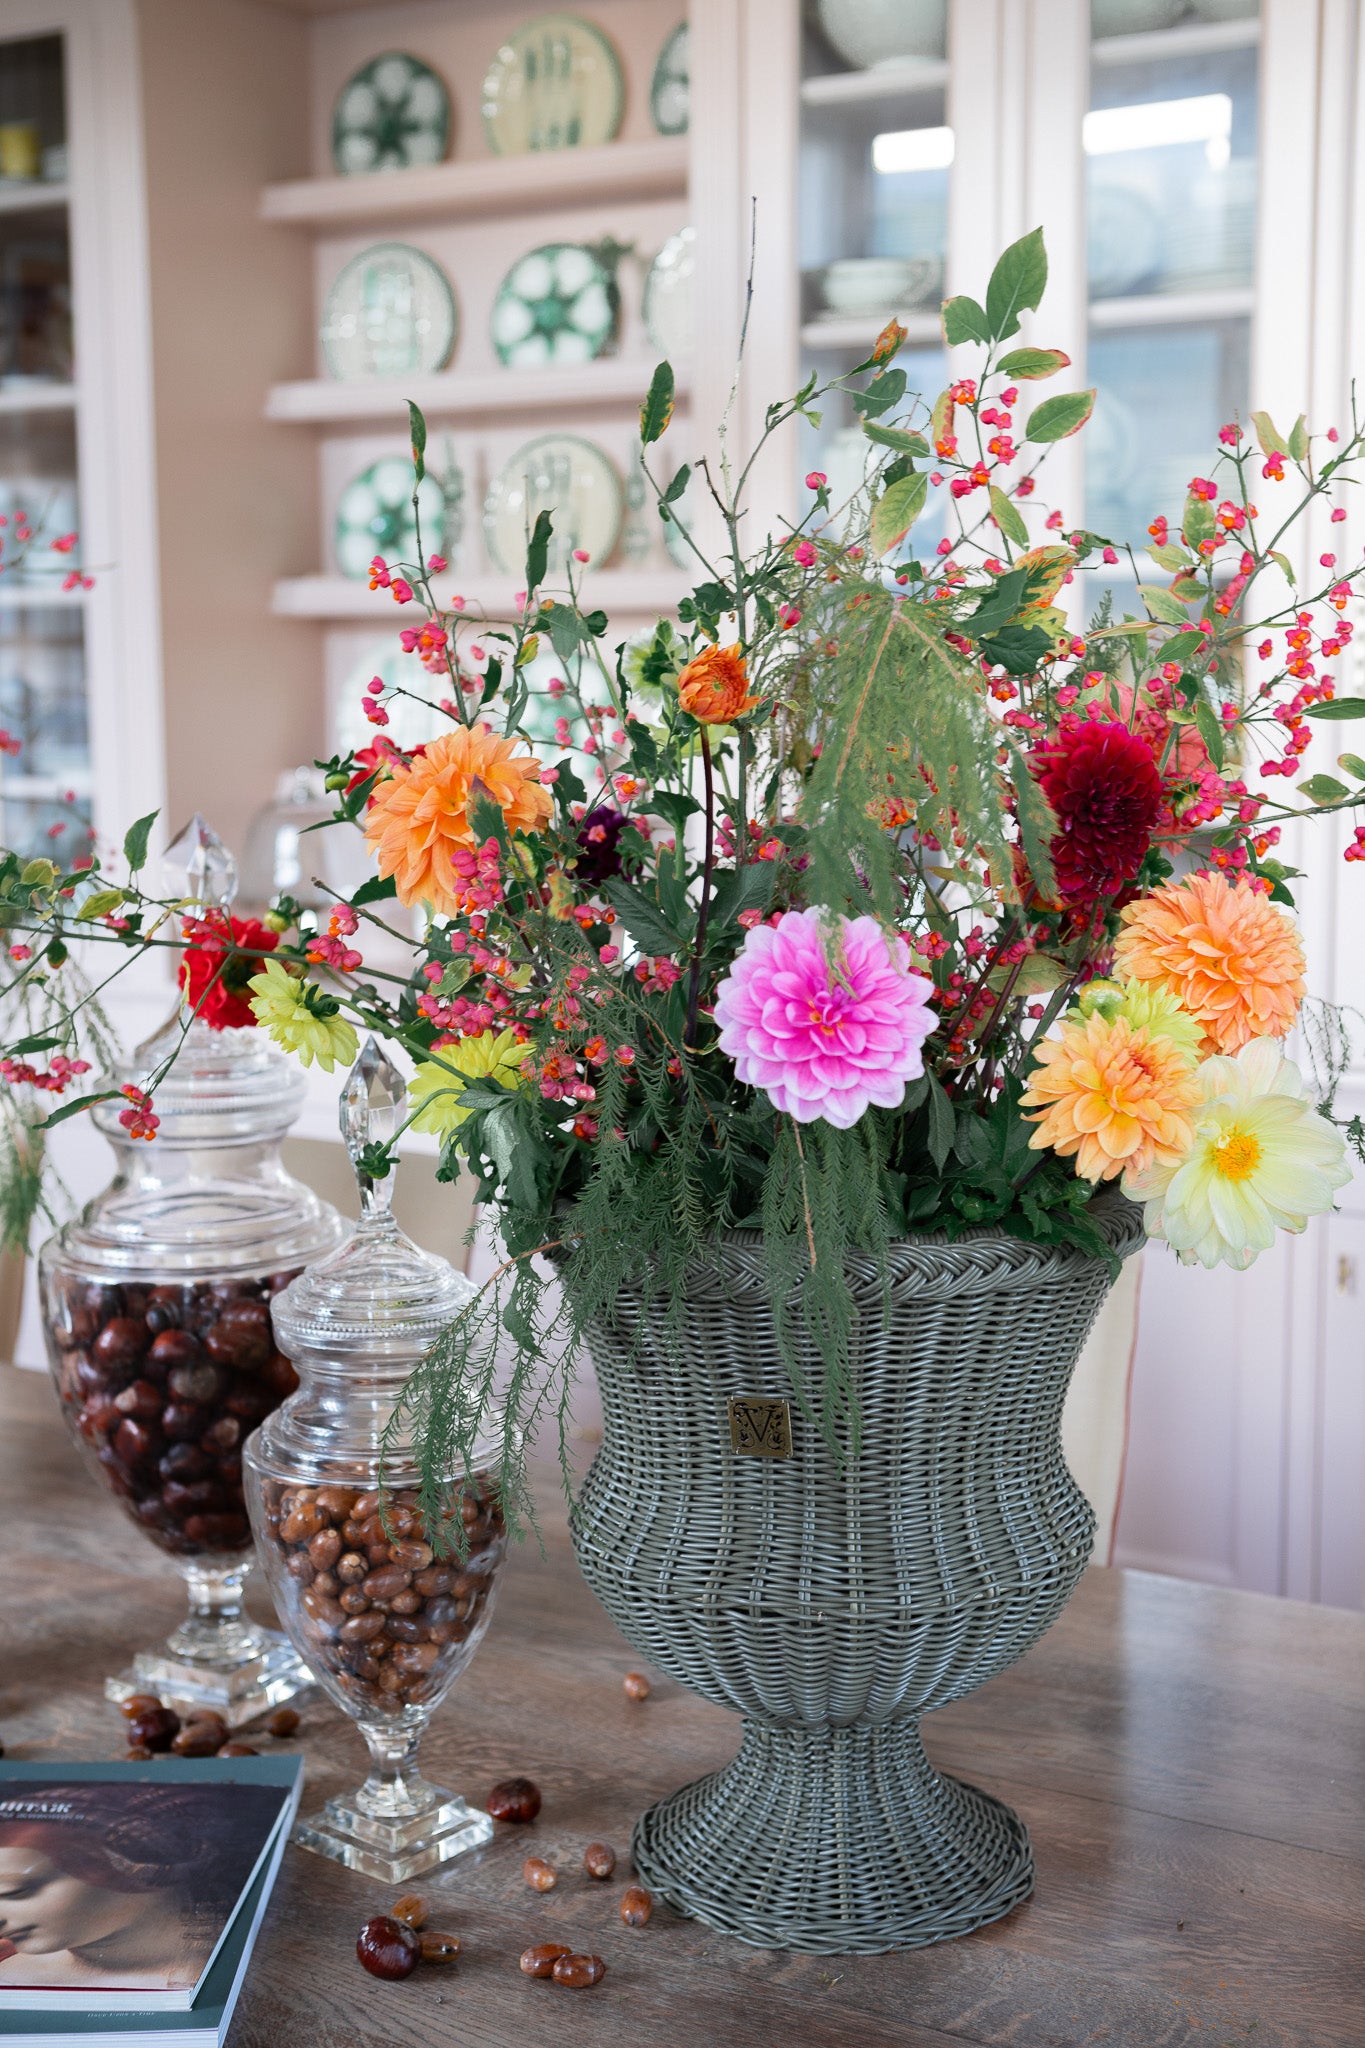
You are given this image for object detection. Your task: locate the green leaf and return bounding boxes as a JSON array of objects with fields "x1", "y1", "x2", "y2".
[
  {"x1": 351, "y1": 873, "x2": 398, "y2": 906},
  {"x1": 709, "y1": 861, "x2": 776, "y2": 933},
  {"x1": 1304, "y1": 698, "x2": 1365, "y2": 719},
  {"x1": 1138, "y1": 584, "x2": 1194, "y2": 625},
  {"x1": 941, "y1": 294, "x2": 990, "y2": 346},
  {"x1": 1337, "y1": 753, "x2": 1365, "y2": 780},
  {"x1": 1181, "y1": 489, "x2": 1216, "y2": 551},
  {"x1": 468, "y1": 787, "x2": 510, "y2": 852},
  {"x1": 869, "y1": 471, "x2": 928, "y2": 555},
  {"x1": 547, "y1": 603, "x2": 582, "y2": 662},
  {"x1": 407, "y1": 400, "x2": 427, "y2": 483},
  {"x1": 1147, "y1": 542, "x2": 1192, "y2": 573},
  {"x1": 995, "y1": 346, "x2": 1070, "y2": 380},
  {"x1": 984, "y1": 226, "x2": 1047, "y2": 342},
  {"x1": 640, "y1": 361, "x2": 675, "y2": 445},
  {"x1": 1193, "y1": 699, "x2": 1225, "y2": 771},
  {"x1": 123, "y1": 812, "x2": 157, "y2": 873},
  {"x1": 979, "y1": 621, "x2": 1053, "y2": 674},
  {"x1": 926, "y1": 1070, "x2": 955, "y2": 1173},
  {"x1": 851, "y1": 368, "x2": 907, "y2": 419},
  {"x1": 600, "y1": 879, "x2": 684, "y2": 956},
  {"x1": 650, "y1": 789, "x2": 700, "y2": 833},
  {"x1": 75, "y1": 889, "x2": 125, "y2": 921},
  {"x1": 40, "y1": 1088, "x2": 121, "y2": 1129},
  {"x1": 524, "y1": 509, "x2": 553, "y2": 593},
  {"x1": 1160, "y1": 628, "x2": 1206, "y2": 663},
  {"x1": 1251, "y1": 410, "x2": 1287, "y2": 457},
  {"x1": 1024, "y1": 389, "x2": 1095, "y2": 443},
  {"x1": 989, "y1": 484, "x2": 1029, "y2": 548},
  {"x1": 962, "y1": 566, "x2": 1030, "y2": 636},
  {"x1": 661, "y1": 461, "x2": 690, "y2": 505},
  {"x1": 6, "y1": 1033, "x2": 60, "y2": 1057},
  {"x1": 1287, "y1": 412, "x2": 1309, "y2": 462},
  {"x1": 1300, "y1": 773, "x2": 1349, "y2": 802},
  {"x1": 861, "y1": 421, "x2": 930, "y2": 455}
]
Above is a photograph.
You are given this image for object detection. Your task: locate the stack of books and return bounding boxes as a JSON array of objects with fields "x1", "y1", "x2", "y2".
[{"x1": 0, "y1": 1756, "x2": 303, "y2": 2046}]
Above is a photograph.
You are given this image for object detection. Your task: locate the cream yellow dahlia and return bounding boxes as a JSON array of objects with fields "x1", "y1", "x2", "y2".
[{"x1": 1123, "y1": 1036, "x2": 1351, "y2": 1269}]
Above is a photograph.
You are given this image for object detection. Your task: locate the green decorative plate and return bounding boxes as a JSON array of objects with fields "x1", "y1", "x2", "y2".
[
  {"x1": 321, "y1": 243, "x2": 457, "y2": 381},
  {"x1": 332, "y1": 51, "x2": 451, "y2": 175},
  {"x1": 650, "y1": 22, "x2": 689, "y2": 137},
  {"x1": 491, "y1": 242, "x2": 618, "y2": 369},
  {"x1": 334, "y1": 455, "x2": 449, "y2": 580},
  {"x1": 482, "y1": 13, "x2": 624, "y2": 155},
  {"x1": 483, "y1": 434, "x2": 622, "y2": 577}
]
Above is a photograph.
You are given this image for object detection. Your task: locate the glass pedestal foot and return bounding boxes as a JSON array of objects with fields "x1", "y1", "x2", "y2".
[
  {"x1": 295, "y1": 1785, "x2": 493, "y2": 1883},
  {"x1": 105, "y1": 1631, "x2": 312, "y2": 1730},
  {"x1": 104, "y1": 1558, "x2": 313, "y2": 1729}
]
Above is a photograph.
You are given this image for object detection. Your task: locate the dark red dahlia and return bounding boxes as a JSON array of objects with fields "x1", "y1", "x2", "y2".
[
  {"x1": 179, "y1": 912, "x2": 278, "y2": 1030},
  {"x1": 571, "y1": 806, "x2": 628, "y2": 886},
  {"x1": 1032, "y1": 716, "x2": 1163, "y2": 908}
]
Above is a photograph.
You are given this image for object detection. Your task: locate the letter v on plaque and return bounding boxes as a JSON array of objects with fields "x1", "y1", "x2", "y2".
[{"x1": 727, "y1": 1395, "x2": 793, "y2": 1459}]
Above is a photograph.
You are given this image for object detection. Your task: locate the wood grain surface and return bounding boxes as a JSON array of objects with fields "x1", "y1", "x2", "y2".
[{"x1": 1, "y1": 1361, "x2": 1361, "y2": 2048}]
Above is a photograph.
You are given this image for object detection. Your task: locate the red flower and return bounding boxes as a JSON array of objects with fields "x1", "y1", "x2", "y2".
[
  {"x1": 1032, "y1": 717, "x2": 1164, "y2": 908},
  {"x1": 179, "y1": 912, "x2": 279, "y2": 1030}
]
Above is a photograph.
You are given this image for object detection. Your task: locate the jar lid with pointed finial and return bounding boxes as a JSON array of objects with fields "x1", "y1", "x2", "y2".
[
  {"x1": 270, "y1": 1038, "x2": 481, "y2": 1361},
  {"x1": 254, "y1": 1039, "x2": 499, "y2": 1475},
  {"x1": 56, "y1": 815, "x2": 344, "y2": 1279}
]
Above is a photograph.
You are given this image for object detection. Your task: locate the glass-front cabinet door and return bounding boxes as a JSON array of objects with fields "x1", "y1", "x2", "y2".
[
  {"x1": 1084, "y1": 2, "x2": 1260, "y2": 606},
  {"x1": 0, "y1": 28, "x2": 91, "y2": 862},
  {"x1": 797, "y1": 0, "x2": 949, "y2": 533}
]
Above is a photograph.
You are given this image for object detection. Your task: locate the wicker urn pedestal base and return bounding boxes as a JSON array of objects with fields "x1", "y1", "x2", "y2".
[{"x1": 569, "y1": 1195, "x2": 1143, "y2": 1954}]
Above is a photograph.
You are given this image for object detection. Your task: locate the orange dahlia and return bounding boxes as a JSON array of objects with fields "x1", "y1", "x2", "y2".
[
  {"x1": 1113, "y1": 872, "x2": 1305, "y2": 1055},
  {"x1": 364, "y1": 724, "x2": 552, "y2": 918},
  {"x1": 1021, "y1": 1009, "x2": 1201, "y2": 1183},
  {"x1": 676, "y1": 643, "x2": 760, "y2": 724}
]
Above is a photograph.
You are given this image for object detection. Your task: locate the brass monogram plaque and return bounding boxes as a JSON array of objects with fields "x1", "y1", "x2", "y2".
[{"x1": 728, "y1": 1395, "x2": 793, "y2": 1459}]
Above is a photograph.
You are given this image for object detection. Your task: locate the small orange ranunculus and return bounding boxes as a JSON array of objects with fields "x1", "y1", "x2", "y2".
[
  {"x1": 364, "y1": 723, "x2": 552, "y2": 918},
  {"x1": 676, "y1": 643, "x2": 760, "y2": 725}
]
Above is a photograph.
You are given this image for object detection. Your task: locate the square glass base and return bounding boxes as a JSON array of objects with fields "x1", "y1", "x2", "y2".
[
  {"x1": 105, "y1": 1632, "x2": 313, "y2": 1730},
  {"x1": 294, "y1": 1786, "x2": 494, "y2": 1883}
]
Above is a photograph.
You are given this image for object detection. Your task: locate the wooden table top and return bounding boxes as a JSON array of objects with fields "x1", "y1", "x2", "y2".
[{"x1": 2, "y1": 1360, "x2": 1362, "y2": 2048}]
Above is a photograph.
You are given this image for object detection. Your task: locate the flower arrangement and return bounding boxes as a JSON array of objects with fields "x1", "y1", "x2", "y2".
[{"x1": 3, "y1": 229, "x2": 1364, "y2": 1513}]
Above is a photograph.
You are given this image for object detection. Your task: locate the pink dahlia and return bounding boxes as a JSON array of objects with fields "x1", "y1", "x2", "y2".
[{"x1": 713, "y1": 908, "x2": 936, "y2": 1128}]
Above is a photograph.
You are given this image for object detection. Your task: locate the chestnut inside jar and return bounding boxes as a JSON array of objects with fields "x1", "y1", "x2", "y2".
[
  {"x1": 48, "y1": 1268, "x2": 302, "y2": 1558},
  {"x1": 257, "y1": 1478, "x2": 505, "y2": 1715}
]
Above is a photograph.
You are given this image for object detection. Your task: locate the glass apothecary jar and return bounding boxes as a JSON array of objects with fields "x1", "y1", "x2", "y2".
[
  {"x1": 245, "y1": 1040, "x2": 507, "y2": 1883},
  {"x1": 39, "y1": 820, "x2": 345, "y2": 1725}
]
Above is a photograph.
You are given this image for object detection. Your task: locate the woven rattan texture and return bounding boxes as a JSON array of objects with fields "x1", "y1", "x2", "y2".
[{"x1": 568, "y1": 1193, "x2": 1144, "y2": 1952}]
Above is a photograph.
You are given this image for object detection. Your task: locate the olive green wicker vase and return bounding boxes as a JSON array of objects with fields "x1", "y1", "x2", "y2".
[{"x1": 568, "y1": 1192, "x2": 1144, "y2": 1954}]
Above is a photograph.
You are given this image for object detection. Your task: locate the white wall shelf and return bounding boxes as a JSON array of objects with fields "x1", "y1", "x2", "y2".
[
  {"x1": 261, "y1": 137, "x2": 688, "y2": 230},
  {"x1": 267, "y1": 360, "x2": 688, "y2": 427},
  {"x1": 800, "y1": 310, "x2": 942, "y2": 352},
  {"x1": 0, "y1": 179, "x2": 68, "y2": 215},
  {"x1": 0, "y1": 383, "x2": 76, "y2": 414},
  {"x1": 801, "y1": 60, "x2": 948, "y2": 107},
  {"x1": 1091, "y1": 16, "x2": 1261, "y2": 66},
  {"x1": 273, "y1": 571, "x2": 688, "y2": 622},
  {"x1": 1089, "y1": 286, "x2": 1256, "y2": 329}
]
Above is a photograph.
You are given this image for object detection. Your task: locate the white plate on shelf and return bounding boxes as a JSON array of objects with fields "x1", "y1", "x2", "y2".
[
  {"x1": 643, "y1": 226, "x2": 695, "y2": 363},
  {"x1": 321, "y1": 243, "x2": 457, "y2": 381},
  {"x1": 483, "y1": 434, "x2": 622, "y2": 577}
]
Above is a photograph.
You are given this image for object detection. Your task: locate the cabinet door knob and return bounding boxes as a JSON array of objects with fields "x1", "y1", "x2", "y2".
[{"x1": 1337, "y1": 1254, "x2": 1356, "y2": 1295}]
